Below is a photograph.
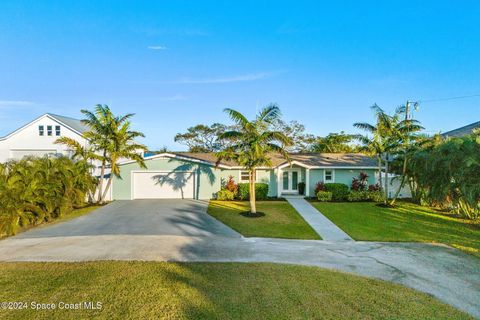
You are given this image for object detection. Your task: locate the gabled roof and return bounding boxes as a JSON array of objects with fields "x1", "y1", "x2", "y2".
[
  {"x1": 0, "y1": 113, "x2": 87, "y2": 140},
  {"x1": 442, "y1": 121, "x2": 480, "y2": 138},
  {"x1": 46, "y1": 113, "x2": 88, "y2": 134},
  {"x1": 124, "y1": 152, "x2": 378, "y2": 169}
]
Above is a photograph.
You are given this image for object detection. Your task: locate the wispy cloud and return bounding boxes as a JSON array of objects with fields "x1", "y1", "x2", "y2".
[
  {"x1": 147, "y1": 45, "x2": 168, "y2": 50},
  {"x1": 0, "y1": 100, "x2": 36, "y2": 108},
  {"x1": 136, "y1": 27, "x2": 210, "y2": 37},
  {"x1": 163, "y1": 71, "x2": 284, "y2": 84},
  {"x1": 158, "y1": 94, "x2": 187, "y2": 101}
]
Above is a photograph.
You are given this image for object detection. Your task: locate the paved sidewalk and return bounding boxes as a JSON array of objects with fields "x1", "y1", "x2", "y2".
[
  {"x1": 285, "y1": 197, "x2": 353, "y2": 241},
  {"x1": 0, "y1": 235, "x2": 479, "y2": 318}
]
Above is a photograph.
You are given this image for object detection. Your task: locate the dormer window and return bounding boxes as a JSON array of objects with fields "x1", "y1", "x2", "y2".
[
  {"x1": 39, "y1": 125, "x2": 44, "y2": 136},
  {"x1": 55, "y1": 125, "x2": 61, "y2": 136},
  {"x1": 47, "y1": 125, "x2": 52, "y2": 136}
]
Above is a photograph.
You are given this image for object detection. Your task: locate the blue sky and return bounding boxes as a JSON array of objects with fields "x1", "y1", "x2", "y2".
[{"x1": 1, "y1": 0, "x2": 479, "y2": 150}]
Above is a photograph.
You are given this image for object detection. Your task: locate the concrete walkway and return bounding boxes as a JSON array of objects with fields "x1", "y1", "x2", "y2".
[
  {"x1": 0, "y1": 235, "x2": 479, "y2": 318},
  {"x1": 285, "y1": 197, "x2": 353, "y2": 241}
]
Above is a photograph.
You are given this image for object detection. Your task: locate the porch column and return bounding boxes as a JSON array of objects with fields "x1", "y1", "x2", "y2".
[
  {"x1": 305, "y1": 168, "x2": 310, "y2": 197},
  {"x1": 276, "y1": 168, "x2": 282, "y2": 198}
]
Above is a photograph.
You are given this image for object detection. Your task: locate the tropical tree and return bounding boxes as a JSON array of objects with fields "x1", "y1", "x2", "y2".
[
  {"x1": 354, "y1": 104, "x2": 393, "y2": 191},
  {"x1": 80, "y1": 104, "x2": 147, "y2": 203},
  {"x1": 101, "y1": 115, "x2": 147, "y2": 201},
  {"x1": 54, "y1": 136, "x2": 100, "y2": 201},
  {"x1": 174, "y1": 123, "x2": 234, "y2": 152},
  {"x1": 310, "y1": 132, "x2": 358, "y2": 153},
  {"x1": 354, "y1": 104, "x2": 423, "y2": 203},
  {"x1": 216, "y1": 104, "x2": 292, "y2": 214}
]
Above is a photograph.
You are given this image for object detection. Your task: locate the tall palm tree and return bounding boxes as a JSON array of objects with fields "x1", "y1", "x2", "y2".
[
  {"x1": 80, "y1": 104, "x2": 147, "y2": 203},
  {"x1": 101, "y1": 115, "x2": 147, "y2": 201},
  {"x1": 81, "y1": 105, "x2": 114, "y2": 203},
  {"x1": 355, "y1": 104, "x2": 423, "y2": 204},
  {"x1": 354, "y1": 104, "x2": 392, "y2": 189},
  {"x1": 216, "y1": 104, "x2": 292, "y2": 214}
]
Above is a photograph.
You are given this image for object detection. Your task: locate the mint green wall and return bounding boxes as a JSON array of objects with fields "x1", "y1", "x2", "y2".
[
  {"x1": 255, "y1": 169, "x2": 277, "y2": 197},
  {"x1": 308, "y1": 169, "x2": 324, "y2": 196},
  {"x1": 112, "y1": 157, "x2": 238, "y2": 200},
  {"x1": 334, "y1": 169, "x2": 377, "y2": 187},
  {"x1": 307, "y1": 168, "x2": 377, "y2": 197}
]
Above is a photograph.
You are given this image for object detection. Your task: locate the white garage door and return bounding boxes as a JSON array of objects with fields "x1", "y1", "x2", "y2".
[{"x1": 132, "y1": 171, "x2": 195, "y2": 199}]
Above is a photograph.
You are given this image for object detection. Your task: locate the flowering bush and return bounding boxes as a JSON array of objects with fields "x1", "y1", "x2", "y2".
[
  {"x1": 315, "y1": 182, "x2": 326, "y2": 194},
  {"x1": 224, "y1": 175, "x2": 238, "y2": 194},
  {"x1": 368, "y1": 183, "x2": 381, "y2": 192},
  {"x1": 351, "y1": 172, "x2": 369, "y2": 191}
]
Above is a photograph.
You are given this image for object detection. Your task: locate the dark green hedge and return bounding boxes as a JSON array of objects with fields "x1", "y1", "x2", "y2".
[
  {"x1": 324, "y1": 183, "x2": 349, "y2": 201},
  {"x1": 237, "y1": 183, "x2": 269, "y2": 200}
]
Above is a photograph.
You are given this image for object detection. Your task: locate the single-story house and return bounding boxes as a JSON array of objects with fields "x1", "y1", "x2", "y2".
[{"x1": 112, "y1": 152, "x2": 378, "y2": 200}]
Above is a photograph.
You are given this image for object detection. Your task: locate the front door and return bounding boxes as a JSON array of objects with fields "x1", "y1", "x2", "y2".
[{"x1": 282, "y1": 169, "x2": 300, "y2": 193}]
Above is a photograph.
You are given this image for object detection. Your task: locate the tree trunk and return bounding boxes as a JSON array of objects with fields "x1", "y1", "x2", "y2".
[
  {"x1": 384, "y1": 157, "x2": 389, "y2": 204},
  {"x1": 97, "y1": 158, "x2": 106, "y2": 204},
  {"x1": 390, "y1": 154, "x2": 408, "y2": 205},
  {"x1": 249, "y1": 169, "x2": 257, "y2": 214},
  {"x1": 101, "y1": 174, "x2": 113, "y2": 203},
  {"x1": 377, "y1": 156, "x2": 383, "y2": 188}
]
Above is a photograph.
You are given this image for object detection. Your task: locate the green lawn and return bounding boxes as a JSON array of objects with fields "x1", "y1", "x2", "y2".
[
  {"x1": 0, "y1": 262, "x2": 472, "y2": 319},
  {"x1": 208, "y1": 200, "x2": 320, "y2": 239},
  {"x1": 311, "y1": 201, "x2": 480, "y2": 257}
]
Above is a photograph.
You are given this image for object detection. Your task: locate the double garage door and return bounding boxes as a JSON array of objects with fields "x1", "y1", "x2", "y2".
[{"x1": 132, "y1": 171, "x2": 195, "y2": 199}]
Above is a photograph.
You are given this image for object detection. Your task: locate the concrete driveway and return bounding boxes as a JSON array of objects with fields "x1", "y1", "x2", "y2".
[{"x1": 14, "y1": 200, "x2": 241, "y2": 238}]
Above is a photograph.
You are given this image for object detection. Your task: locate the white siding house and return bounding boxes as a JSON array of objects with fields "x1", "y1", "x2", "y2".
[{"x1": 0, "y1": 113, "x2": 89, "y2": 163}]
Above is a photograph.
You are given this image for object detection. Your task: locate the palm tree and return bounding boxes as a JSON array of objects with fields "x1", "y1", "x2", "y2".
[
  {"x1": 81, "y1": 105, "x2": 114, "y2": 203},
  {"x1": 101, "y1": 114, "x2": 147, "y2": 201},
  {"x1": 80, "y1": 104, "x2": 147, "y2": 203},
  {"x1": 354, "y1": 104, "x2": 392, "y2": 190},
  {"x1": 55, "y1": 137, "x2": 100, "y2": 202},
  {"x1": 216, "y1": 104, "x2": 292, "y2": 214}
]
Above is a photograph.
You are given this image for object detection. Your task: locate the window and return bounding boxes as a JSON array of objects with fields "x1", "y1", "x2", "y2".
[
  {"x1": 47, "y1": 125, "x2": 52, "y2": 136},
  {"x1": 324, "y1": 170, "x2": 334, "y2": 182},
  {"x1": 240, "y1": 171, "x2": 251, "y2": 182},
  {"x1": 55, "y1": 125, "x2": 61, "y2": 136},
  {"x1": 39, "y1": 125, "x2": 44, "y2": 136}
]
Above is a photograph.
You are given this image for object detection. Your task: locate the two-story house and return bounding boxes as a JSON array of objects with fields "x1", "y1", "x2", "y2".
[{"x1": 0, "y1": 113, "x2": 88, "y2": 163}]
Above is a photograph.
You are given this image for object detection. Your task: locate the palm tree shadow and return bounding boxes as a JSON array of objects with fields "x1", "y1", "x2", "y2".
[{"x1": 155, "y1": 159, "x2": 216, "y2": 199}]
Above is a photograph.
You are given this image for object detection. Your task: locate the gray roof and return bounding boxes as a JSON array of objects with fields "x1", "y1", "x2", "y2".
[
  {"x1": 172, "y1": 152, "x2": 377, "y2": 168},
  {"x1": 442, "y1": 121, "x2": 480, "y2": 138},
  {"x1": 47, "y1": 113, "x2": 88, "y2": 134}
]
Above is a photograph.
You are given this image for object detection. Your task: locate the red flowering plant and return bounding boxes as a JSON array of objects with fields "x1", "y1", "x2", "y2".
[{"x1": 315, "y1": 182, "x2": 326, "y2": 194}]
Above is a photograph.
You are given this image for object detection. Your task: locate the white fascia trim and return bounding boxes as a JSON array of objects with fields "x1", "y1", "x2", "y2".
[
  {"x1": 277, "y1": 161, "x2": 315, "y2": 170},
  {"x1": 118, "y1": 152, "x2": 231, "y2": 169},
  {"x1": 0, "y1": 114, "x2": 84, "y2": 141}
]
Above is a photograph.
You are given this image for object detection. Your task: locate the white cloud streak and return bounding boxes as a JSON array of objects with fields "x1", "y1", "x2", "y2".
[
  {"x1": 147, "y1": 45, "x2": 168, "y2": 50},
  {"x1": 0, "y1": 100, "x2": 36, "y2": 108},
  {"x1": 164, "y1": 71, "x2": 284, "y2": 84}
]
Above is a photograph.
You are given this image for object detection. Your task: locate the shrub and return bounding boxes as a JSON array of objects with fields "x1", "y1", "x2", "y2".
[
  {"x1": 298, "y1": 182, "x2": 306, "y2": 195},
  {"x1": 324, "y1": 183, "x2": 350, "y2": 201},
  {"x1": 315, "y1": 182, "x2": 326, "y2": 194},
  {"x1": 368, "y1": 184, "x2": 381, "y2": 192},
  {"x1": 368, "y1": 190, "x2": 385, "y2": 203},
  {"x1": 224, "y1": 175, "x2": 238, "y2": 194},
  {"x1": 237, "y1": 183, "x2": 269, "y2": 200},
  {"x1": 0, "y1": 156, "x2": 97, "y2": 237},
  {"x1": 347, "y1": 191, "x2": 370, "y2": 202},
  {"x1": 217, "y1": 189, "x2": 235, "y2": 201},
  {"x1": 351, "y1": 172, "x2": 369, "y2": 191},
  {"x1": 317, "y1": 191, "x2": 333, "y2": 202}
]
